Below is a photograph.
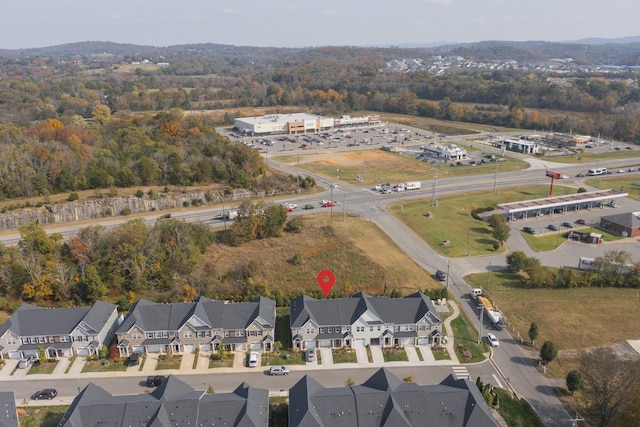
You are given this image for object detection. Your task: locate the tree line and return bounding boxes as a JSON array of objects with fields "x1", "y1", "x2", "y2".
[{"x1": 506, "y1": 250, "x2": 640, "y2": 288}]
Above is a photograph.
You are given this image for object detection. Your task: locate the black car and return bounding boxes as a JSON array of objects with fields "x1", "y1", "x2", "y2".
[
  {"x1": 523, "y1": 226, "x2": 536, "y2": 235},
  {"x1": 32, "y1": 389, "x2": 57, "y2": 400},
  {"x1": 146, "y1": 375, "x2": 166, "y2": 387},
  {"x1": 127, "y1": 352, "x2": 141, "y2": 367},
  {"x1": 548, "y1": 224, "x2": 559, "y2": 231},
  {"x1": 561, "y1": 222, "x2": 573, "y2": 229},
  {"x1": 435, "y1": 270, "x2": 447, "y2": 281}
]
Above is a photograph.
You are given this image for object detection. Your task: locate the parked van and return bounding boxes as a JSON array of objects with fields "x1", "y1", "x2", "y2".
[{"x1": 248, "y1": 351, "x2": 259, "y2": 368}]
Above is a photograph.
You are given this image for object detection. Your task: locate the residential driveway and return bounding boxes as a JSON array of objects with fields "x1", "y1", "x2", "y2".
[
  {"x1": 0, "y1": 359, "x2": 18, "y2": 379},
  {"x1": 195, "y1": 351, "x2": 211, "y2": 371},
  {"x1": 416, "y1": 345, "x2": 436, "y2": 363},
  {"x1": 233, "y1": 351, "x2": 247, "y2": 369},
  {"x1": 52, "y1": 356, "x2": 72, "y2": 376},
  {"x1": 369, "y1": 346, "x2": 384, "y2": 365},
  {"x1": 404, "y1": 346, "x2": 420, "y2": 363},
  {"x1": 141, "y1": 353, "x2": 159, "y2": 373},
  {"x1": 318, "y1": 348, "x2": 333, "y2": 368},
  {"x1": 67, "y1": 356, "x2": 87, "y2": 375},
  {"x1": 180, "y1": 352, "x2": 195, "y2": 370},
  {"x1": 354, "y1": 346, "x2": 369, "y2": 365}
]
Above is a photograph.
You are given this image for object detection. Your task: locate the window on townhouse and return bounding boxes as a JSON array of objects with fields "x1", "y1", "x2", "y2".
[
  {"x1": 236, "y1": 330, "x2": 244, "y2": 337},
  {"x1": 394, "y1": 326, "x2": 400, "y2": 332},
  {"x1": 61, "y1": 336, "x2": 69, "y2": 342},
  {"x1": 147, "y1": 333, "x2": 154, "y2": 339},
  {"x1": 320, "y1": 327, "x2": 326, "y2": 333},
  {"x1": 154, "y1": 332, "x2": 163, "y2": 338},
  {"x1": 162, "y1": 332, "x2": 168, "y2": 338},
  {"x1": 377, "y1": 326, "x2": 381, "y2": 331},
  {"x1": 132, "y1": 333, "x2": 142, "y2": 340},
  {"x1": 249, "y1": 331, "x2": 256, "y2": 336},
  {"x1": 306, "y1": 328, "x2": 315, "y2": 334},
  {"x1": 224, "y1": 331, "x2": 230, "y2": 337},
  {"x1": 370, "y1": 327, "x2": 374, "y2": 332},
  {"x1": 184, "y1": 331, "x2": 193, "y2": 338},
  {"x1": 257, "y1": 330, "x2": 262, "y2": 336},
  {"x1": 7, "y1": 337, "x2": 16, "y2": 345}
]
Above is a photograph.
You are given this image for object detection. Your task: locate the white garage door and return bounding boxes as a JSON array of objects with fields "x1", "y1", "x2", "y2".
[
  {"x1": 353, "y1": 339, "x2": 365, "y2": 347},
  {"x1": 305, "y1": 341, "x2": 316, "y2": 350},
  {"x1": 250, "y1": 342, "x2": 262, "y2": 351},
  {"x1": 183, "y1": 344, "x2": 195, "y2": 353},
  {"x1": 199, "y1": 344, "x2": 211, "y2": 351},
  {"x1": 133, "y1": 346, "x2": 145, "y2": 354},
  {"x1": 9, "y1": 351, "x2": 22, "y2": 359},
  {"x1": 318, "y1": 340, "x2": 331, "y2": 348},
  {"x1": 77, "y1": 348, "x2": 90, "y2": 357},
  {"x1": 417, "y1": 338, "x2": 429, "y2": 345}
]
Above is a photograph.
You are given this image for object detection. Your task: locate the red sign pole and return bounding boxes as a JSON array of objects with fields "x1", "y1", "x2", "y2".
[{"x1": 549, "y1": 176, "x2": 554, "y2": 196}]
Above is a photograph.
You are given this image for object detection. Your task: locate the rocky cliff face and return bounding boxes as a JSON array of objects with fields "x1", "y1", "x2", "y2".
[{"x1": 0, "y1": 189, "x2": 259, "y2": 230}]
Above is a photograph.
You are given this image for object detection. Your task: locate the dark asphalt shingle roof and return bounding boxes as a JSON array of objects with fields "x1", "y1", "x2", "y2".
[
  {"x1": 59, "y1": 375, "x2": 269, "y2": 427},
  {"x1": 601, "y1": 211, "x2": 640, "y2": 229},
  {"x1": 0, "y1": 301, "x2": 116, "y2": 338},
  {"x1": 290, "y1": 292, "x2": 442, "y2": 329},
  {"x1": 117, "y1": 296, "x2": 275, "y2": 335},
  {"x1": 289, "y1": 369, "x2": 499, "y2": 427}
]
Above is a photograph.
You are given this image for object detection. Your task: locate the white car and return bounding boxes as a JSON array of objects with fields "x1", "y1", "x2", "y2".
[{"x1": 487, "y1": 333, "x2": 499, "y2": 347}]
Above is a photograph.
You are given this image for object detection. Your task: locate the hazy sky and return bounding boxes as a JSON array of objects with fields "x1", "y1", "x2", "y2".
[{"x1": 3, "y1": 0, "x2": 639, "y2": 49}]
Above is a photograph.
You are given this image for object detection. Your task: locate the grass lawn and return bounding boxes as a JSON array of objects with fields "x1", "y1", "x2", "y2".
[
  {"x1": 155, "y1": 355, "x2": 182, "y2": 370},
  {"x1": 382, "y1": 347, "x2": 409, "y2": 362},
  {"x1": 451, "y1": 312, "x2": 488, "y2": 363},
  {"x1": 274, "y1": 149, "x2": 527, "y2": 190},
  {"x1": 332, "y1": 349, "x2": 358, "y2": 364},
  {"x1": 18, "y1": 406, "x2": 69, "y2": 427},
  {"x1": 494, "y1": 388, "x2": 545, "y2": 427},
  {"x1": 390, "y1": 185, "x2": 578, "y2": 257},
  {"x1": 465, "y1": 271, "x2": 640, "y2": 351},
  {"x1": 521, "y1": 231, "x2": 570, "y2": 251},
  {"x1": 543, "y1": 149, "x2": 640, "y2": 164},
  {"x1": 366, "y1": 345, "x2": 374, "y2": 363},
  {"x1": 263, "y1": 352, "x2": 306, "y2": 366},
  {"x1": 208, "y1": 354, "x2": 234, "y2": 369},
  {"x1": 26, "y1": 360, "x2": 57, "y2": 375},
  {"x1": 432, "y1": 347, "x2": 452, "y2": 361},
  {"x1": 586, "y1": 176, "x2": 640, "y2": 201},
  {"x1": 81, "y1": 358, "x2": 128, "y2": 373}
]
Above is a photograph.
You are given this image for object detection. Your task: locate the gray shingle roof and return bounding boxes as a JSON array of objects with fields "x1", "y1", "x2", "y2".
[
  {"x1": 601, "y1": 211, "x2": 640, "y2": 229},
  {"x1": 59, "y1": 375, "x2": 269, "y2": 427},
  {"x1": 290, "y1": 292, "x2": 442, "y2": 328},
  {"x1": 0, "y1": 301, "x2": 116, "y2": 338},
  {"x1": 117, "y1": 297, "x2": 275, "y2": 334},
  {"x1": 0, "y1": 391, "x2": 18, "y2": 427},
  {"x1": 289, "y1": 369, "x2": 498, "y2": 427}
]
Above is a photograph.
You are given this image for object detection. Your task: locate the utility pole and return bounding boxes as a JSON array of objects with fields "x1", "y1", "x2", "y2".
[
  {"x1": 330, "y1": 184, "x2": 333, "y2": 221},
  {"x1": 296, "y1": 153, "x2": 300, "y2": 190},
  {"x1": 493, "y1": 162, "x2": 498, "y2": 192},
  {"x1": 343, "y1": 195, "x2": 346, "y2": 222},
  {"x1": 477, "y1": 305, "x2": 484, "y2": 344},
  {"x1": 487, "y1": 262, "x2": 491, "y2": 291},
  {"x1": 431, "y1": 170, "x2": 438, "y2": 206},
  {"x1": 446, "y1": 259, "x2": 450, "y2": 292},
  {"x1": 221, "y1": 196, "x2": 227, "y2": 230}
]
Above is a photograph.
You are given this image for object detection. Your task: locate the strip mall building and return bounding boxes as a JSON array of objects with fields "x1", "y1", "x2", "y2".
[{"x1": 234, "y1": 113, "x2": 381, "y2": 135}]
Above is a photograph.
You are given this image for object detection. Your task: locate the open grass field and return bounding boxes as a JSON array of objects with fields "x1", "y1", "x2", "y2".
[
  {"x1": 465, "y1": 271, "x2": 640, "y2": 351},
  {"x1": 274, "y1": 149, "x2": 528, "y2": 188},
  {"x1": 204, "y1": 214, "x2": 443, "y2": 298},
  {"x1": 586, "y1": 176, "x2": 640, "y2": 200},
  {"x1": 388, "y1": 185, "x2": 578, "y2": 257},
  {"x1": 371, "y1": 111, "x2": 525, "y2": 135},
  {"x1": 542, "y1": 149, "x2": 640, "y2": 164},
  {"x1": 521, "y1": 227, "x2": 623, "y2": 252},
  {"x1": 18, "y1": 406, "x2": 68, "y2": 427}
]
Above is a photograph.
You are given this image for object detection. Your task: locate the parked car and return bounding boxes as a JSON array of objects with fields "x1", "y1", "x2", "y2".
[
  {"x1": 575, "y1": 219, "x2": 587, "y2": 225},
  {"x1": 435, "y1": 270, "x2": 447, "y2": 281},
  {"x1": 31, "y1": 389, "x2": 57, "y2": 400},
  {"x1": 561, "y1": 222, "x2": 574, "y2": 229},
  {"x1": 330, "y1": 183, "x2": 339, "y2": 189},
  {"x1": 303, "y1": 204, "x2": 315, "y2": 210},
  {"x1": 487, "y1": 333, "x2": 500, "y2": 347},
  {"x1": 576, "y1": 173, "x2": 586, "y2": 178},
  {"x1": 248, "y1": 351, "x2": 259, "y2": 368},
  {"x1": 18, "y1": 355, "x2": 34, "y2": 369},
  {"x1": 306, "y1": 349, "x2": 316, "y2": 362},
  {"x1": 146, "y1": 375, "x2": 166, "y2": 387},
  {"x1": 523, "y1": 226, "x2": 536, "y2": 235},
  {"x1": 547, "y1": 224, "x2": 559, "y2": 231},
  {"x1": 127, "y1": 352, "x2": 141, "y2": 367},
  {"x1": 269, "y1": 365, "x2": 290, "y2": 376}
]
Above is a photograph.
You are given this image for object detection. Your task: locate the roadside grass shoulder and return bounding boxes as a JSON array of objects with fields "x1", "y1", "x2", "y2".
[
  {"x1": 586, "y1": 176, "x2": 640, "y2": 200},
  {"x1": 391, "y1": 185, "x2": 577, "y2": 257},
  {"x1": 465, "y1": 271, "x2": 640, "y2": 352},
  {"x1": 450, "y1": 312, "x2": 488, "y2": 363},
  {"x1": 494, "y1": 388, "x2": 545, "y2": 427},
  {"x1": 18, "y1": 405, "x2": 69, "y2": 427}
]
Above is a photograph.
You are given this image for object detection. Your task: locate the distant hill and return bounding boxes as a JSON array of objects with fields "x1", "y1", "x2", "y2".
[{"x1": 1, "y1": 37, "x2": 639, "y2": 66}]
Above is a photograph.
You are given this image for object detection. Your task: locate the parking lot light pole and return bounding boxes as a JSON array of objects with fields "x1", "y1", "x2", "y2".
[{"x1": 446, "y1": 259, "x2": 450, "y2": 292}]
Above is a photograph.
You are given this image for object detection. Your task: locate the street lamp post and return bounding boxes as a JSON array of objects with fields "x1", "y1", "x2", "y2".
[
  {"x1": 330, "y1": 184, "x2": 333, "y2": 221},
  {"x1": 446, "y1": 259, "x2": 450, "y2": 292},
  {"x1": 487, "y1": 262, "x2": 491, "y2": 291}
]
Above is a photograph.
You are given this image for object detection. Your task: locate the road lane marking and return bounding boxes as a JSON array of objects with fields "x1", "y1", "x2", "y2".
[{"x1": 492, "y1": 374, "x2": 504, "y2": 388}]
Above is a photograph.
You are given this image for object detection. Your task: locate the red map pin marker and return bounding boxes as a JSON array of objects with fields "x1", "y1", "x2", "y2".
[{"x1": 316, "y1": 270, "x2": 335, "y2": 298}]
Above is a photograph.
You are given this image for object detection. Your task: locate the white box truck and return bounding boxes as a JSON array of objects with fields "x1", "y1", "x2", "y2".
[{"x1": 404, "y1": 181, "x2": 421, "y2": 190}]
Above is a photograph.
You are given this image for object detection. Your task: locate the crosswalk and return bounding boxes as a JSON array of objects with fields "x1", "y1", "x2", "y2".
[{"x1": 452, "y1": 366, "x2": 469, "y2": 380}]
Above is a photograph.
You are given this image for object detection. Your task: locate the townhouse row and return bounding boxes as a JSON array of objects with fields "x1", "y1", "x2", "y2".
[{"x1": 0, "y1": 292, "x2": 443, "y2": 360}]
